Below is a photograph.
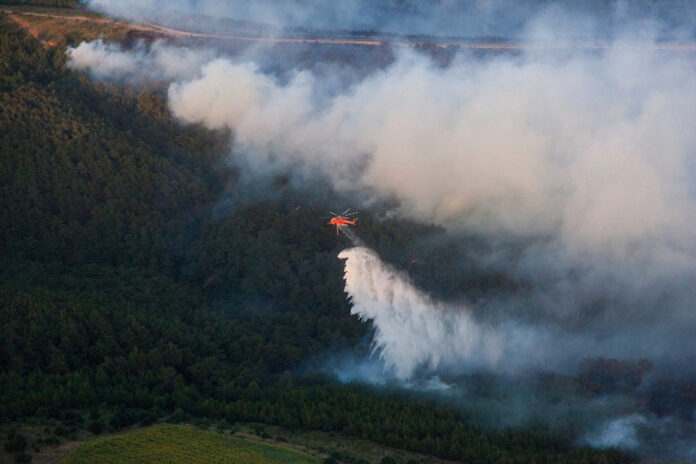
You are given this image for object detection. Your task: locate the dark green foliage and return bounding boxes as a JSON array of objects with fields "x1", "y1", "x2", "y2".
[
  {"x1": 4, "y1": 432, "x2": 27, "y2": 453},
  {"x1": 15, "y1": 453, "x2": 32, "y2": 464},
  {"x1": 0, "y1": 18, "x2": 632, "y2": 464},
  {"x1": 646, "y1": 376, "x2": 696, "y2": 420},
  {"x1": 578, "y1": 358, "x2": 652, "y2": 394},
  {"x1": 0, "y1": 17, "x2": 65, "y2": 91},
  {"x1": 86, "y1": 419, "x2": 104, "y2": 435}
]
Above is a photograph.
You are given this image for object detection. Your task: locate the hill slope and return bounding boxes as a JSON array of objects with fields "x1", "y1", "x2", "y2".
[{"x1": 0, "y1": 10, "x2": 631, "y2": 464}]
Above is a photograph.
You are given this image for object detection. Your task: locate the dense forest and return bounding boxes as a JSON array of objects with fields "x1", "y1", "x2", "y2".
[{"x1": 0, "y1": 11, "x2": 644, "y2": 464}]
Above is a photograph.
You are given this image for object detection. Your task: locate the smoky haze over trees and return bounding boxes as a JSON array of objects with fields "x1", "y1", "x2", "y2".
[
  {"x1": 87, "y1": 0, "x2": 696, "y2": 40},
  {"x1": 67, "y1": 1, "x2": 696, "y2": 378},
  {"x1": 2, "y1": 0, "x2": 696, "y2": 462},
  {"x1": 0, "y1": 14, "x2": 632, "y2": 463}
]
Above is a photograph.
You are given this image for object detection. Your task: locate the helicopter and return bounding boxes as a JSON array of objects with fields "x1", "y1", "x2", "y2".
[{"x1": 325, "y1": 209, "x2": 358, "y2": 234}]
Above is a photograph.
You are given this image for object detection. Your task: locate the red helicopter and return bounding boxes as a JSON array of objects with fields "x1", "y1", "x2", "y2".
[{"x1": 325, "y1": 209, "x2": 358, "y2": 234}]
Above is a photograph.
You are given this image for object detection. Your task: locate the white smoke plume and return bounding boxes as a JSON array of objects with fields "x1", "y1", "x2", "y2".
[
  {"x1": 66, "y1": 0, "x2": 696, "y2": 380},
  {"x1": 66, "y1": 40, "x2": 218, "y2": 82},
  {"x1": 159, "y1": 45, "x2": 696, "y2": 278},
  {"x1": 66, "y1": 5, "x2": 696, "y2": 457},
  {"x1": 66, "y1": 35, "x2": 696, "y2": 366},
  {"x1": 66, "y1": 39, "x2": 696, "y2": 263},
  {"x1": 585, "y1": 414, "x2": 647, "y2": 449}
]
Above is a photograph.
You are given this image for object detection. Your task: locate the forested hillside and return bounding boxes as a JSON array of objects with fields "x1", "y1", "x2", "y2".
[{"x1": 0, "y1": 13, "x2": 632, "y2": 464}]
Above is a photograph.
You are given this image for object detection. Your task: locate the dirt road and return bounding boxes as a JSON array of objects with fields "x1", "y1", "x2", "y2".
[{"x1": 5, "y1": 8, "x2": 696, "y2": 52}]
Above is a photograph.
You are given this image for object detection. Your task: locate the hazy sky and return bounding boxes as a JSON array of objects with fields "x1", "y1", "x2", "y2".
[{"x1": 87, "y1": 0, "x2": 696, "y2": 39}]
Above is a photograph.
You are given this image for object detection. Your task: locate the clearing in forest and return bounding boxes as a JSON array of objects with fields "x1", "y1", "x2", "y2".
[{"x1": 60, "y1": 425, "x2": 321, "y2": 464}]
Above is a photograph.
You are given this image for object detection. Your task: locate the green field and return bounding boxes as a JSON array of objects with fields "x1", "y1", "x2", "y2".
[{"x1": 61, "y1": 425, "x2": 321, "y2": 464}]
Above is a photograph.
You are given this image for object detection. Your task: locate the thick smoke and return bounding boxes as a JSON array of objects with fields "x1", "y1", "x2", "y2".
[
  {"x1": 67, "y1": 36, "x2": 696, "y2": 367},
  {"x1": 160, "y1": 46, "x2": 696, "y2": 265},
  {"x1": 66, "y1": 40, "x2": 217, "y2": 82},
  {"x1": 164, "y1": 43, "x2": 696, "y2": 348},
  {"x1": 69, "y1": 2, "x2": 696, "y2": 456}
]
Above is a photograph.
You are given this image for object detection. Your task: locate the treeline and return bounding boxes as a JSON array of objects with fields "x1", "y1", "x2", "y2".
[{"x1": 0, "y1": 17, "x2": 633, "y2": 463}]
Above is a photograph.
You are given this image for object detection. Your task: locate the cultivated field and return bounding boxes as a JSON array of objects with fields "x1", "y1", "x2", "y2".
[{"x1": 60, "y1": 425, "x2": 320, "y2": 464}]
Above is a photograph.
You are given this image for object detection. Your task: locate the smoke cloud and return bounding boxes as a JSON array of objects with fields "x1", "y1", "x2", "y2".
[
  {"x1": 161, "y1": 41, "x2": 696, "y2": 352},
  {"x1": 159, "y1": 46, "x2": 696, "y2": 265},
  {"x1": 67, "y1": 34, "x2": 696, "y2": 367},
  {"x1": 66, "y1": 40, "x2": 218, "y2": 82},
  {"x1": 585, "y1": 414, "x2": 647, "y2": 449},
  {"x1": 68, "y1": 3, "x2": 696, "y2": 455}
]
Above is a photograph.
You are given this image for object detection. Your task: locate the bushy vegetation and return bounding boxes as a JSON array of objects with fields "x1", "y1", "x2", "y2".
[{"x1": 0, "y1": 16, "x2": 638, "y2": 463}]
